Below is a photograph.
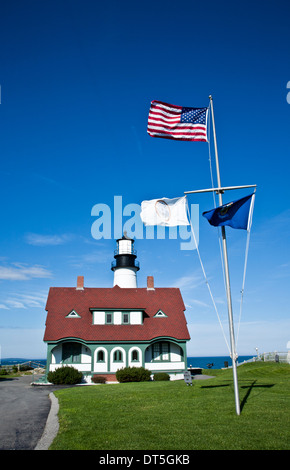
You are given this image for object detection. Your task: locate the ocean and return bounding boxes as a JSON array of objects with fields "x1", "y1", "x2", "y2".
[
  {"x1": 1, "y1": 358, "x2": 47, "y2": 367},
  {"x1": 187, "y1": 355, "x2": 255, "y2": 369},
  {"x1": 1, "y1": 356, "x2": 255, "y2": 370}
]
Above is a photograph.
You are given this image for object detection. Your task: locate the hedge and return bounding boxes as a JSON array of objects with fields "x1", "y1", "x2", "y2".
[
  {"x1": 116, "y1": 366, "x2": 151, "y2": 383},
  {"x1": 153, "y1": 372, "x2": 170, "y2": 381}
]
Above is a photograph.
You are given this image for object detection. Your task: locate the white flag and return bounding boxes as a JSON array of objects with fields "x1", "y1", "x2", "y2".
[{"x1": 140, "y1": 196, "x2": 189, "y2": 226}]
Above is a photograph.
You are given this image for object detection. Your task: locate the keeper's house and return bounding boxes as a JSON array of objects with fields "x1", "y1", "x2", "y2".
[{"x1": 43, "y1": 236, "x2": 190, "y2": 382}]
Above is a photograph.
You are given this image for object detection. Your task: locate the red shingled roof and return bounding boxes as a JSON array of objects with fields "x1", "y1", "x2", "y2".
[{"x1": 43, "y1": 285, "x2": 190, "y2": 342}]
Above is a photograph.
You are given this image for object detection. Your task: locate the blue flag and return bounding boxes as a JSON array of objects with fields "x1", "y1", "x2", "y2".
[{"x1": 202, "y1": 194, "x2": 255, "y2": 231}]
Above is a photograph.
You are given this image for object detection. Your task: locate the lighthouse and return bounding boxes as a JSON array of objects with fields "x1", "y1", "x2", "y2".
[{"x1": 111, "y1": 232, "x2": 140, "y2": 288}]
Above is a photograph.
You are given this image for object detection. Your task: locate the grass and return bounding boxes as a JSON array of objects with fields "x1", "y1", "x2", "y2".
[
  {"x1": 50, "y1": 362, "x2": 290, "y2": 450},
  {"x1": 0, "y1": 370, "x2": 36, "y2": 379}
]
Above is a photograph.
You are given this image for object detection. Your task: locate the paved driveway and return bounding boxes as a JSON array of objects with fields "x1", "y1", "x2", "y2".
[{"x1": 0, "y1": 374, "x2": 68, "y2": 450}]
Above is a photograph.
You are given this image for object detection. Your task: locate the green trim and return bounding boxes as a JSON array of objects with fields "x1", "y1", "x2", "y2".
[
  {"x1": 45, "y1": 336, "x2": 188, "y2": 347},
  {"x1": 44, "y1": 337, "x2": 188, "y2": 377}
]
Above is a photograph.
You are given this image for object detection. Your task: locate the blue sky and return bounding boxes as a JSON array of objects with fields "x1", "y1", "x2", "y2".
[{"x1": 0, "y1": 0, "x2": 290, "y2": 358}]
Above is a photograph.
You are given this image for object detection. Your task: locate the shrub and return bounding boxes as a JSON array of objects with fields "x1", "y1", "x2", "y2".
[
  {"x1": 92, "y1": 375, "x2": 106, "y2": 384},
  {"x1": 47, "y1": 366, "x2": 83, "y2": 385},
  {"x1": 153, "y1": 372, "x2": 170, "y2": 381},
  {"x1": 116, "y1": 367, "x2": 151, "y2": 383},
  {"x1": 0, "y1": 368, "x2": 8, "y2": 376}
]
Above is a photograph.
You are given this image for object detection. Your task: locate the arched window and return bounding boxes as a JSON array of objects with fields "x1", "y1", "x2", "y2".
[
  {"x1": 97, "y1": 350, "x2": 104, "y2": 362},
  {"x1": 131, "y1": 350, "x2": 139, "y2": 361},
  {"x1": 113, "y1": 350, "x2": 123, "y2": 362}
]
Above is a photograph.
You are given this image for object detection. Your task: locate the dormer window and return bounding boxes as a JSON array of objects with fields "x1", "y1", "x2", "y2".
[
  {"x1": 92, "y1": 310, "x2": 143, "y2": 325},
  {"x1": 66, "y1": 310, "x2": 81, "y2": 318}
]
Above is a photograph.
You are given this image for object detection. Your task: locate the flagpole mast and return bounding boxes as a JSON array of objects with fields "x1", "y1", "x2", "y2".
[{"x1": 209, "y1": 95, "x2": 241, "y2": 416}]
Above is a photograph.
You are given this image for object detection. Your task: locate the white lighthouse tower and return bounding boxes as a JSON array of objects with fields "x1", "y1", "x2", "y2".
[{"x1": 111, "y1": 232, "x2": 140, "y2": 288}]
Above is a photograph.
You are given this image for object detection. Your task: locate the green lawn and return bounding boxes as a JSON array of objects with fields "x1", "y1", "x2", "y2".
[{"x1": 50, "y1": 362, "x2": 290, "y2": 450}]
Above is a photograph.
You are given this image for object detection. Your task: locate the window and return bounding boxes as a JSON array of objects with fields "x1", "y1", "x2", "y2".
[
  {"x1": 106, "y1": 312, "x2": 113, "y2": 324},
  {"x1": 123, "y1": 312, "x2": 129, "y2": 324},
  {"x1": 62, "y1": 342, "x2": 81, "y2": 364},
  {"x1": 97, "y1": 350, "x2": 104, "y2": 362},
  {"x1": 131, "y1": 350, "x2": 139, "y2": 361},
  {"x1": 66, "y1": 310, "x2": 81, "y2": 318},
  {"x1": 152, "y1": 342, "x2": 170, "y2": 361},
  {"x1": 153, "y1": 343, "x2": 161, "y2": 361},
  {"x1": 161, "y1": 343, "x2": 169, "y2": 361},
  {"x1": 154, "y1": 310, "x2": 167, "y2": 318},
  {"x1": 113, "y1": 350, "x2": 123, "y2": 362}
]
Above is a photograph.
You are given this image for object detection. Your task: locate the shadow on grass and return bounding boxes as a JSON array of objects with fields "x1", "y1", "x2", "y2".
[
  {"x1": 201, "y1": 383, "x2": 231, "y2": 389},
  {"x1": 240, "y1": 380, "x2": 275, "y2": 412},
  {"x1": 201, "y1": 380, "x2": 275, "y2": 413}
]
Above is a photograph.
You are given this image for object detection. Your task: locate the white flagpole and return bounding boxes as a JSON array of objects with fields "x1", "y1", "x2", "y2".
[{"x1": 209, "y1": 95, "x2": 241, "y2": 415}]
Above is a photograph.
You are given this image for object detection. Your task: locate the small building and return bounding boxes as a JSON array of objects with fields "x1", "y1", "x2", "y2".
[{"x1": 43, "y1": 236, "x2": 190, "y2": 382}]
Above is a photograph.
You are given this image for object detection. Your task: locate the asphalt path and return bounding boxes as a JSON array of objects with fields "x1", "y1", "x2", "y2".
[{"x1": 0, "y1": 374, "x2": 71, "y2": 450}]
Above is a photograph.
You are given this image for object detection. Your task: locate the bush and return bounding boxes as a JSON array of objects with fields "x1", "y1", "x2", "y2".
[
  {"x1": 153, "y1": 372, "x2": 170, "y2": 381},
  {"x1": 0, "y1": 368, "x2": 8, "y2": 376},
  {"x1": 116, "y1": 367, "x2": 151, "y2": 383},
  {"x1": 47, "y1": 366, "x2": 83, "y2": 385},
  {"x1": 92, "y1": 375, "x2": 106, "y2": 384}
]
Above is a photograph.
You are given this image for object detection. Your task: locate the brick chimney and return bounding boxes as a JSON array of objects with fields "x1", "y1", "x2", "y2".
[
  {"x1": 76, "y1": 276, "x2": 84, "y2": 290},
  {"x1": 147, "y1": 276, "x2": 154, "y2": 290}
]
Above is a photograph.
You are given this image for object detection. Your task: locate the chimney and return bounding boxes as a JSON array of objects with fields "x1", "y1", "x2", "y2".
[
  {"x1": 147, "y1": 276, "x2": 154, "y2": 290},
  {"x1": 76, "y1": 276, "x2": 84, "y2": 290}
]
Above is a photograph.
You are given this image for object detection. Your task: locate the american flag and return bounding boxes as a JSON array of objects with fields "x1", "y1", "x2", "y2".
[{"x1": 147, "y1": 100, "x2": 208, "y2": 142}]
